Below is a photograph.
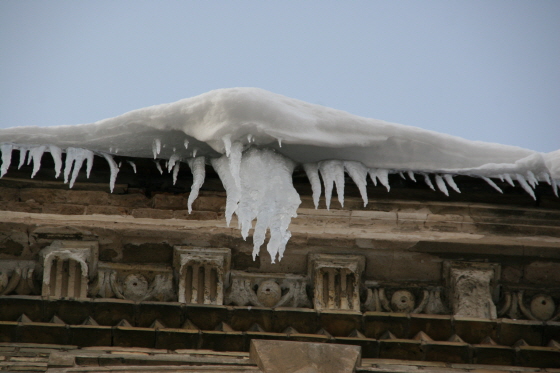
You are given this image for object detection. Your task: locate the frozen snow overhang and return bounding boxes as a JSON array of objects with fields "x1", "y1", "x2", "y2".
[{"x1": 1, "y1": 88, "x2": 559, "y2": 262}]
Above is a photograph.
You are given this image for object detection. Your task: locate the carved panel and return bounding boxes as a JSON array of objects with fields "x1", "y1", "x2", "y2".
[
  {"x1": 173, "y1": 247, "x2": 231, "y2": 305},
  {"x1": 90, "y1": 262, "x2": 175, "y2": 302},
  {"x1": 308, "y1": 254, "x2": 364, "y2": 311},
  {"x1": 39, "y1": 241, "x2": 98, "y2": 299},
  {"x1": 225, "y1": 270, "x2": 311, "y2": 308},
  {"x1": 362, "y1": 284, "x2": 449, "y2": 314},
  {"x1": 0, "y1": 260, "x2": 37, "y2": 296},
  {"x1": 499, "y1": 290, "x2": 560, "y2": 321}
]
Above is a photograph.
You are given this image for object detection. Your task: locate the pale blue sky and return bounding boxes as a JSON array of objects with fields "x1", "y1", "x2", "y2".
[{"x1": 1, "y1": 1, "x2": 558, "y2": 152}]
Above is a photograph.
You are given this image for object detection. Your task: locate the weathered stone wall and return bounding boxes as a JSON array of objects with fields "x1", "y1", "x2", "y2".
[{"x1": 1, "y1": 183, "x2": 560, "y2": 287}]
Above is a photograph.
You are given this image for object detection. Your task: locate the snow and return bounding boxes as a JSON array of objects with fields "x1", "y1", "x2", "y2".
[{"x1": 0, "y1": 87, "x2": 558, "y2": 262}]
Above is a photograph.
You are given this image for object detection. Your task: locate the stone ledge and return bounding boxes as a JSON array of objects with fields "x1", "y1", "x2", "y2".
[{"x1": 0, "y1": 298, "x2": 559, "y2": 367}]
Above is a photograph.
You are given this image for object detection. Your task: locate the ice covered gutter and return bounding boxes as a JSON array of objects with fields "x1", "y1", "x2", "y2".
[{"x1": 1, "y1": 88, "x2": 559, "y2": 262}]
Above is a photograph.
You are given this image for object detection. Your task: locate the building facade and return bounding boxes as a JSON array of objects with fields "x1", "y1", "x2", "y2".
[{"x1": 0, "y1": 153, "x2": 559, "y2": 372}]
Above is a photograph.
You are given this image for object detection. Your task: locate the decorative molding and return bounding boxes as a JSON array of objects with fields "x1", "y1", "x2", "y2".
[
  {"x1": 308, "y1": 253, "x2": 364, "y2": 311},
  {"x1": 90, "y1": 262, "x2": 175, "y2": 302},
  {"x1": 39, "y1": 241, "x2": 98, "y2": 299},
  {"x1": 362, "y1": 284, "x2": 449, "y2": 314},
  {"x1": 173, "y1": 246, "x2": 231, "y2": 305},
  {"x1": 499, "y1": 290, "x2": 560, "y2": 321},
  {"x1": 225, "y1": 270, "x2": 311, "y2": 308},
  {"x1": 0, "y1": 260, "x2": 36, "y2": 296}
]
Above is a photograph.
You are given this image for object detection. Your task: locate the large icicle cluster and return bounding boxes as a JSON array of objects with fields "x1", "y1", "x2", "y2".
[
  {"x1": 1, "y1": 87, "x2": 559, "y2": 262},
  {"x1": 211, "y1": 143, "x2": 300, "y2": 263}
]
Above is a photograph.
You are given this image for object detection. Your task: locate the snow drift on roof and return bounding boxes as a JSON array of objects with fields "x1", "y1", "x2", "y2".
[{"x1": 0, "y1": 87, "x2": 558, "y2": 262}]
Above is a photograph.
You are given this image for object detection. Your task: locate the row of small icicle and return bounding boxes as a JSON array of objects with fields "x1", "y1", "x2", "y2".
[{"x1": 1, "y1": 140, "x2": 559, "y2": 212}]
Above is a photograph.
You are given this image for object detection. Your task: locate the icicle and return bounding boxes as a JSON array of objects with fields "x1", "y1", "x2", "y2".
[
  {"x1": 211, "y1": 156, "x2": 240, "y2": 226},
  {"x1": 48, "y1": 145, "x2": 62, "y2": 179},
  {"x1": 152, "y1": 139, "x2": 161, "y2": 159},
  {"x1": 503, "y1": 173, "x2": 515, "y2": 187},
  {"x1": 303, "y1": 163, "x2": 322, "y2": 209},
  {"x1": 127, "y1": 161, "x2": 137, "y2": 173},
  {"x1": 228, "y1": 142, "x2": 243, "y2": 189},
  {"x1": 192, "y1": 149, "x2": 198, "y2": 157},
  {"x1": 319, "y1": 160, "x2": 345, "y2": 209},
  {"x1": 85, "y1": 150, "x2": 94, "y2": 179},
  {"x1": 18, "y1": 147, "x2": 28, "y2": 169},
  {"x1": 172, "y1": 162, "x2": 180, "y2": 185},
  {"x1": 376, "y1": 169, "x2": 390, "y2": 192},
  {"x1": 481, "y1": 176, "x2": 503, "y2": 194},
  {"x1": 407, "y1": 170, "x2": 416, "y2": 182},
  {"x1": 443, "y1": 174, "x2": 461, "y2": 193},
  {"x1": 29, "y1": 145, "x2": 46, "y2": 178},
  {"x1": 344, "y1": 161, "x2": 369, "y2": 206},
  {"x1": 64, "y1": 148, "x2": 94, "y2": 188},
  {"x1": 168, "y1": 153, "x2": 181, "y2": 172},
  {"x1": 102, "y1": 153, "x2": 119, "y2": 193},
  {"x1": 398, "y1": 171, "x2": 406, "y2": 180},
  {"x1": 184, "y1": 139, "x2": 189, "y2": 149},
  {"x1": 423, "y1": 174, "x2": 435, "y2": 191},
  {"x1": 368, "y1": 169, "x2": 390, "y2": 190},
  {"x1": 222, "y1": 135, "x2": 232, "y2": 157},
  {"x1": 63, "y1": 148, "x2": 79, "y2": 184},
  {"x1": 247, "y1": 134, "x2": 253, "y2": 143},
  {"x1": 435, "y1": 175, "x2": 449, "y2": 196},
  {"x1": 368, "y1": 169, "x2": 378, "y2": 186},
  {"x1": 526, "y1": 171, "x2": 538, "y2": 188},
  {"x1": 516, "y1": 174, "x2": 536, "y2": 200},
  {"x1": 0, "y1": 144, "x2": 13, "y2": 178},
  {"x1": 539, "y1": 172, "x2": 552, "y2": 185},
  {"x1": 154, "y1": 160, "x2": 163, "y2": 175},
  {"x1": 498, "y1": 174, "x2": 504, "y2": 182},
  {"x1": 118, "y1": 161, "x2": 122, "y2": 168},
  {"x1": 552, "y1": 179, "x2": 559, "y2": 197},
  {"x1": 187, "y1": 156, "x2": 206, "y2": 213},
  {"x1": 277, "y1": 138, "x2": 282, "y2": 147}
]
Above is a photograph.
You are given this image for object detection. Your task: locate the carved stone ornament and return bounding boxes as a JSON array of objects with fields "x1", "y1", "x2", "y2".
[
  {"x1": 308, "y1": 254, "x2": 365, "y2": 311},
  {"x1": 363, "y1": 283, "x2": 449, "y2": 314},
  {"x1": 444, "y1": 261, "x2": 500, "y2": 319},
  {"x1": 499, "y1": 290, "x2": 560, "y2": 321},
  {"x1": 225, "y1": 270, "x2": 311, "y2": 308},
  {"x1": 173, "y1": 246, "x2": 231, "y2": 305},
  {"x1": 39, "y1": 241, "x2": 98, "y2": 299},
  {"x1": 0, "y1": 260, "x2": 37, "y2": 296},
  {"x1": 391, "y1": 290, "x2": 415, "y2": 313},
  {"x1": 90, "y1": 262, "x2": 175, "y2": 302}
]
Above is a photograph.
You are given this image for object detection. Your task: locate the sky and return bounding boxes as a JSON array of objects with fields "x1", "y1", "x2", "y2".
[{"x1": 0, "y1": 1, "x2": 559, "y2": 153}]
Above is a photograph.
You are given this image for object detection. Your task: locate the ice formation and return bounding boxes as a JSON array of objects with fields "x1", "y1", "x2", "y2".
[
  {"x1": 211, "y1": 146, "x2": 300, "y2": 263},
  {"x1": 0, "y1": 87, "x2": 558, "y2": 262},
  {"x1": 186, "y1": 156, "x2": 205, "y2": 213}
]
